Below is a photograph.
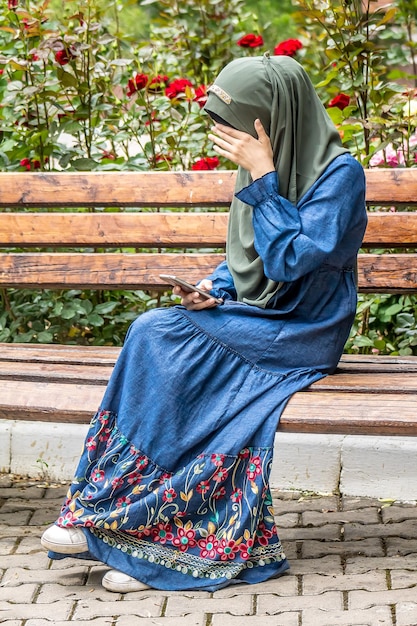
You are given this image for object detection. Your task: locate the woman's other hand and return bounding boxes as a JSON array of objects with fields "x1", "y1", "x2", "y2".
[
  {"x1": 208, "y1": 119, "x2": 274, "y2": 181},
  {"x1": 173, "y1": 279, "x2": 218, "y2": 310}
]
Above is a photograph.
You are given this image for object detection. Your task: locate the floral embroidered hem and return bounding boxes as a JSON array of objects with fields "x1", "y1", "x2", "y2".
[{"x1": 51, "y1": 409, "x2": 289, "y2": 590}]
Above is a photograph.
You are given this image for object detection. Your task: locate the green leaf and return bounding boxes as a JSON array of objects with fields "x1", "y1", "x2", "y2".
[
  {"x1": 383, "y1": 303, "x2": 403, "y2": 317},
  {"x1": 71, "y1": 158, "x2": 99, "y2": 171},
  {"x1": 60, "y1": 121, "x2": 84, "y2": 133},
  {"x1": 373, "y1": 339, "x2": 386, "y2": 351},
  {"x1": 14, "y1": 331, "x2": 36, "y2": 343},
  {"x1": 353, "y1": 336, "x2": 374, "y2": 347},
  {"x1": 0, "y1": 329, "x2": 11, "y2": 342},
  {"x1": 61, "y1": 306, "x2": 77, "y2": 320},
  {"x1": 9, "y1": 60, "x2": 27, "y2": 71},
  {"x1": 94, "y1": 302, "x2": 119, "y2": 314},
  {"x1": 396, "y1": 313, "x2": 415, "y2": 327},
  {"x1": 109, "y1": 59, "x2": 134, "y2": 67},
  {"x1": 37, "y1": 331, "x2": 54, "y2": 343},
  {"x1": 87, "y1": 313, "x2": 104, "y2": 327},
  {"x1": 31, "y1": 320, "x2": 45, "y2": 332},
  {"x1": 57, "y1": 67, "x2": 78, "y2": 89}
]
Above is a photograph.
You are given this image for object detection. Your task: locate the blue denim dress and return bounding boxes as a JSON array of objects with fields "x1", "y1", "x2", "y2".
[{"x1": 49, "y1": 154, "x2": 367, "y2": 591}]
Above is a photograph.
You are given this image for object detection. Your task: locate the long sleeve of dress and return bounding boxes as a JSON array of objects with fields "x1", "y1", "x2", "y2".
[
  {"x1": 204, "y1": 260, "x2": 237, "y2": 302},
  {"x1": 235, "y1": 154, "x2": 366, "y2": 284}
]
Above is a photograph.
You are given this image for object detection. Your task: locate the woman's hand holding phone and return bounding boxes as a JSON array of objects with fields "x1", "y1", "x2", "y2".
[
  {"x1": 173, "y1": 279, "x2": 219, "y2": 310},
  {"x1": 160, "y1": 274, "x2": 222, "y2": 310}
]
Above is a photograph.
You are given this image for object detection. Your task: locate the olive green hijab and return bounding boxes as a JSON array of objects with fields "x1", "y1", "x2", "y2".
[{"x1": 204, "y1": 54, "x2": 348, "y2": 308}]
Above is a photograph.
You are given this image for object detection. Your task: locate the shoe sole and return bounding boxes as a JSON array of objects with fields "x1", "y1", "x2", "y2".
[
  {"x1": 102, "y1": 575, "x2": 151, "y2": 593},
  {"x1": 41, "y1": 535, "x2": 88, "y2": 554}
]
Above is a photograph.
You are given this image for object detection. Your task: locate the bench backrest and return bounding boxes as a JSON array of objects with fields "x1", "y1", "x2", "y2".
[{"x1": 0, "y1": 169, "x2": 417, "y2": 292}]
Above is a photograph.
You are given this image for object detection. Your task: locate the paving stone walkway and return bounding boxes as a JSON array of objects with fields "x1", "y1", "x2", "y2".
[{"x1": 0, "y1": 473, "x2": 416, "y2": 626}]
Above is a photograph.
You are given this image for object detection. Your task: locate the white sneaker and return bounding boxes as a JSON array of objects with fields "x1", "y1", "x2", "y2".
[
  {"x1": 41, "y1": 525, "x2": 88, "y2": 554},
  {"x1": 102, "y1": 569, "x2": 151, "y2": 593}
]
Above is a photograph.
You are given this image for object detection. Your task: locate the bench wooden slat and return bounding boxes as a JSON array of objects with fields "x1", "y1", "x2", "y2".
[
  {"x1": 0, "y1": 212, "x2": 416, "y2": 248},
  {"x1": 340, "y1": 354, "x2": 417, "y2": 363},
  {"x1": 312, "y1": 372, "x2": 417, "y2": 392},
  {"x1": 0, "y1": 213, "x2": 229, "y2": 248},
  {"x1": 337, "y1": 361, "x2": 417, "y2": 373},
  {"x1": 363, "y1": 213, "x2": 417, "y2": 247},
  {"x1": 364, "y1": 168, "x2": 417, "y2": 205},
  {"x1": 337, "y1": 355, "x2": 417, "y2": 373},
  {"x1": 357, "y1": 253, "x2": 417, "y2": 292},
  {"x1": 1, "y1": 379, "x2": 416, "y2": 435},
  {"x1": 0, "y1": 171, "x2": 236, "y2": 207},
  {"x1": 281, "y1": 392, "x2": 417, "y2": 435},
  {"x1": 0, "y1": 361, "x2": 114, "y2": 384},
  {"x1": 0, "y1": 252, "x2": 225, "y2": 288},
  {"x1": 1, "y1": 252, "x2": 416, "y2": 291},
  {"x1": 0, "y1": 343, "x2": 120, "y2": 365},
  {"x1": 0, "y1": 380, "x2": 102, "y2": 422},
  {"x1": 2, "y1": 346, "x2": 416, "y2": 364},
  {"x1": 0, "y1": 169, "x2": 417, "y2": 206},
  {"x1": 2, "y1": 349, "x2": 417, "y2": 390}
]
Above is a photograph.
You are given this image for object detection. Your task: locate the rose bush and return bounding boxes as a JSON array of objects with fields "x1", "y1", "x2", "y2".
[
  {"x1": 0, "y1": 0, "x2": 219, "y2": 173},
  {"x1": 0, "y1": 0, "x2": 304, "y2": 175}
]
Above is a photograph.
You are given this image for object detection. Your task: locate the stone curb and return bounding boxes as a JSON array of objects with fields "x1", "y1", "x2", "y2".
[{"x1": 2, "y1": 421, "x2": 417, "y2": 500}]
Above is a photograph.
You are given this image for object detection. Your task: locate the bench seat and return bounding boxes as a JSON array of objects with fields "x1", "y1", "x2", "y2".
[{"x1": 1, "y1": 343, "x2": 416, "y2": 436}]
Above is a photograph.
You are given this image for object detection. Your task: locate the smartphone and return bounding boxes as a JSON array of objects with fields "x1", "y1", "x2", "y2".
[{"x1": 159, "y1": 274, "x2": 223, "y2": 304}]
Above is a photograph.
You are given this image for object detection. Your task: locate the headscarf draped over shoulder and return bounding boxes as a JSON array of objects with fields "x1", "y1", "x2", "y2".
[{"x1": 204, "y1": 54, "x2": 348, "y2": 308}]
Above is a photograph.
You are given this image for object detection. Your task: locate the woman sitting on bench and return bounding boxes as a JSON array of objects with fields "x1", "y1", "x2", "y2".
[{"x1": 41, "y1": 54, "x2": 367, "y2": 592}]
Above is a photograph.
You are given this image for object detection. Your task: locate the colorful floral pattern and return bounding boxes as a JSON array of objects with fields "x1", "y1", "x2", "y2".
[{"x1": 58, "y1": 409, "x2": 286, "y2": 582}]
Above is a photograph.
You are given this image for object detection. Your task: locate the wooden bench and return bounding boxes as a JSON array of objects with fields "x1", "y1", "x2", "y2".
[{"x1": 1, "y1": 169, "x2": 417, "y2": 437}]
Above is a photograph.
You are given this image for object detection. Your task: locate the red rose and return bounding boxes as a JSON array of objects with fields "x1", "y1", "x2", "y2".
[
  {"x1": 134, "y1": 73, "x2": 148, "y2": 90},
  {"x1": 192, "y1": 157, "x2": 220, "y2": 171},
  {"x1": 237, "y1": 33, "x2": 264, "y2": 48},
  {"x1": 8, "y1": 0, "x2": 19, "y2": 9},
  {"x1": 0, "y1": 70, "x2": 4, "y2": 76},
  {"x1": 149, "y1": 75, "x2": 169, "y2": 90},
  {"x1": 328, "y1": 93, "x2": 350, "y2": 110},
  {"x1": 55, "y1": 48, "x2": 76, "y2": 66},
  {"x1": 165, "y1": 78, "x2": 193, "y2": 99},
  {"x1": 194, "y1": 85, "x2": 208, "y2": 108},
  {"x1": 19, "y1": 158, "x2": 43, "y2": 170},
  {"x1": 274, "y1": 39, "x2": 303, "y2": 57},
  {"x1": 127, "y1": 73, "x2": 149, "y2": 97},
  {"x1": 126, "y1": 79, "x2": 136, "y2": 98},
  {"x1": 20, "y1": 158, "x2": 31, "y2": 171}
]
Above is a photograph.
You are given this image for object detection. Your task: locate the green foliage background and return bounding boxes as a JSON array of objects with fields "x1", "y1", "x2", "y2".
[{"x1": 0, "y1": 0, "x2": 417, "y2": 354}]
